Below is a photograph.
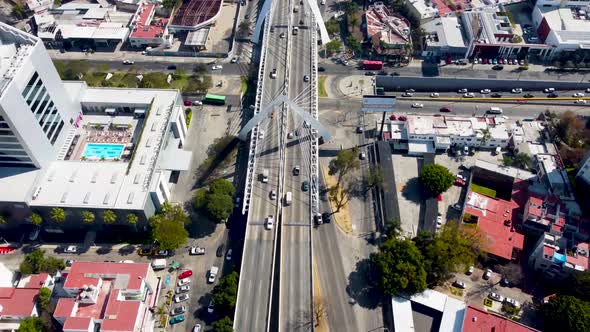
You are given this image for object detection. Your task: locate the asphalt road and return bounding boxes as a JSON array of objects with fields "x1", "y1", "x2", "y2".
[
  {"x1": 279, "y1": 0, "x2": 314, "y2": 329},
  {"x1": 233, "y1": 0, "x2": 287, "y2": 330}
]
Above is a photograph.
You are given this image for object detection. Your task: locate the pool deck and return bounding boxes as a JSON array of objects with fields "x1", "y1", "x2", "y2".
[{"x1": 68, "y1": 119, "x2": 141, "y2": 162}]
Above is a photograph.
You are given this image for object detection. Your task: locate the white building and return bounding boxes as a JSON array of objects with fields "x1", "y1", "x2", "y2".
[
  {"x1": 392, "y1": 289, "x2": 466, "y2": 332},
  {"x1": 128, "y1": 3, "x2": 173, "y2": 48},
  {"x1": 384, "y1": 115, "x2": 511, "y2": 154},
  {"x1": 532, "y1": 6, "x2": 590, "y2": 56},
  {"x1": 422, "y1": 16, "x2": 469, "y2": 58},
  {"x1": 0, "y1": 22, "x2": 191, "y2": 226},
  {"x1": 529, "y1": 232, "x2": 590, "y2": 280}
]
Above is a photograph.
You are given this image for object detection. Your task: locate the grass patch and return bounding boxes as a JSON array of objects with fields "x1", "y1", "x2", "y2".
[
  {"x1": 449, "y1": 287, "x2": 464, "y2": 297},
  {"x1": 471, "y1": 183, "x2": 497, "y2": 198},
  {"x1": 318, "y1": 76, "x2": 328, "y2": 97},
  {"x1": 185, "y1": 108, "x2": 193, "y2": 127}
]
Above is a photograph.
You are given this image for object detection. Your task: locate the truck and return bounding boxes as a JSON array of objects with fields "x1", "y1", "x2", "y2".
[
  {"x1": 362, "y1": 60, "x2": 384, "y2": 70},
  {"x1": 208, "y1": 266, "x2": 219, "y2": 283},
  {"x1": 262, "y1": 169, "x2": 269, "y2": 183},
  {"x1": 151, "y1": 259, "x2": 167, "y2": 270},
  {"x1": 285, "y1": 192, "x2": 292, "y2": 205}
]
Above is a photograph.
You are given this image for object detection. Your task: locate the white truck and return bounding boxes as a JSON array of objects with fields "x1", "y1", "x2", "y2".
[
  {"x1": 208, "y1": 266, "x2": 219, "y2": 283},
  {"x1": 262, "y1": 169, "x2": 269, "y2": 183},
  {"x1": 285, "y1": 192, "x2": 292, "y2": 205},
  {"x1": 151, "y1": 259, "x2": 167, "y2": 270}
]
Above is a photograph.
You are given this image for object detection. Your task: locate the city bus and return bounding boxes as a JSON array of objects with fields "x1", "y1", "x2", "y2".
[
  {"x1": 203, "y1": 94, "x2": 226, "y2": 105},
  {"x1": 362, "y1": 60, "x2": 384, "y2": 70}
]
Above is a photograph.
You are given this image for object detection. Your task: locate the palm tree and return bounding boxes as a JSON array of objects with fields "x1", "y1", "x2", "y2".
[
  {"x1": 30, "y1": 213, "x2": 42, "y2": 226},
  {"x1": 479, "y1": 128, "x2": 492, "y2": 146},
  {"x1": 126, "y1": 213, "x2": 138, "y2": 225},
  {"x1": 238, "y1": 21, "x2": 251, "y2": 37},
  {"x1": 513, "y1": 153, "x2": 532, "y2": 170},
  {"x1": 50, "y1": 208, "x2": 66, "y2": 223},
  {"x1": 82, "y1": 211, "x2": 95, "y2": 224},
  {"x1": 103, "y1": 210, "x2": 117, "y2": 224}
]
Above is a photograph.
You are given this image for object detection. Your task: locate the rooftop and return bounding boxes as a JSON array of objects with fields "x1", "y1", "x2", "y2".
[
  {"x1": 0, "y1": 24, "x2": 37, "y2": 96},
  {"x1": 462, "y1": 305, "x2": 540, "y2": 332},
  {"x1": 392, "y1": 289, "x2": 466, "y2": 332},
  {"x1": 130, "y1": 3, "x2": 168, "y2": 39},
  {"x1": 406, "y1": 115, "x2": 510, "y2": 140},
  {"x1": 0, "y1": 282, "x2": 43, "y2": 317},
  {"x1": 537, "y1": 6, "x2": 590, "y2": 44},
  {"x1": 423, "y1": 16, "x2": 468, "y2": 48},
  {"x1": 64, "y1": 261, "x2": 149, "y2": 290},
  {"x1": 365, "y1": 2, "x2": 411, "y2": 45},
  {"x1": 170, "y1": 0, "x2": 222, "y2": 28},
  {"x1": 462, "y1": 9, "x2": 514, "y2": 44}
]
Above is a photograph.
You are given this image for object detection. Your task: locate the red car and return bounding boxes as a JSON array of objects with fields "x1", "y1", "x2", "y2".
[
  {"x1": 179, "y1": 270, "x2": 193, "y2": 279},
  {"x1": 390, "y1": 114, "x2": 397, "y2": 120},
  {"x1": 437, "y1": 194, "x2": 443, "y2": 201},
  {"x1": 454, "y1": 178, "x2": 466, "y2": 186},
  {"x1": 183, "y1": 100, "x2": 193, "y2": 106},
  {"x1": 440, "y1": 107, "x2": 451, "y2": 112},
  {"x1": 398, "y1": 116, "x2": 407, "y2": 121}
]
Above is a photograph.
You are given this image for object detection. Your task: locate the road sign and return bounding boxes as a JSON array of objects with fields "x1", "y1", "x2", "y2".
[{"x1": 361, "y1": 95, "x2": 396, "y2": 113}]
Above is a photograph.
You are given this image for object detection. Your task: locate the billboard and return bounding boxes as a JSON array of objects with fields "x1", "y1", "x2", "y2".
[{"x1": 361, "y1": 95, "x2": 396, "y2": 113}]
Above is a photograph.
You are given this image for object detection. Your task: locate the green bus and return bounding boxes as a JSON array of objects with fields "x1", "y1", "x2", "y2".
[{"x1": 203, "y1": 94, "x2": 226, "y2": 105}]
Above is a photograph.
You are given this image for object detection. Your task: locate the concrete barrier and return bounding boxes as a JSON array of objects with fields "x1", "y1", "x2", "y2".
[{"x1": 376, "y1": 75, "x2": 590, "y2": 92}]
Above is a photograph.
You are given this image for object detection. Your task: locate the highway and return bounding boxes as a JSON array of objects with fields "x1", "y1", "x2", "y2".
[
  {"x1": 233, "y1": 0, "x2": 287, "y2": 329},
  {"x1": 279, "y1": 0, "x2": 314, "y2": 328}
]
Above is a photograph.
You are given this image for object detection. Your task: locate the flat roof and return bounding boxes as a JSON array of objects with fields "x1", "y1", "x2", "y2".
[
  {"x1": 462, "y1": 305, "x2": 539, "y2": 332},
  {"x1": 538, "y1": 6, "x2": 590, "y2": 43},
  {"x1": 130, "y1": 4, "x2": 168, "y2": 39},
  {"x1": 170, "y1": 0, "x2": 222, "y2": 28},
  {"x1": 185, "y1": 28, "x2": 210, "y2": 46},
  {"x1": 406, "y1": 115, "x2": 510, "y2": 139},
  {"x1": 423, "y1": 16, "x2": 467, "y2": 48},
  {"x1": 393, "y1": 289, "x2": 466, "y2": 332}
]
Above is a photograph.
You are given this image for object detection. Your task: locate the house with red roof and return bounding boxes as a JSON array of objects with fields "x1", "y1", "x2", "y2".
[
  {"x1": 0, "y1": 272, "x2": 53, "y2": 331},
  {"x1": 53, "y1": 261, "x2": 160, "y2": 332},
  {"x1": 129, "y1": 3, "x2": 172, "y2": 48},
  {"x1": 462, "y1": 305, "x2": 540, "y2": 332}
]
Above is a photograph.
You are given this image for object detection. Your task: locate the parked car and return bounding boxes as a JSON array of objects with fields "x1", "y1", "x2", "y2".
[
  {"x1": 270, "y1": 190, "x2": 277, "y2": 200},
  {"x1": 179, "y1": 270, "x2": 193, "y2": 279},
  {"x1": 488, "y1": 292, "x2": 504, "y2": 302},
  {"x1": 193, "y1": 325, "x2": 202, "y2": 332},
  {"x1": 436, "y1": 215, "x2": 443, "y2": 229},
  {"x1": 231, "y1": 57, "x2": 239, "y2": 63},
  {"x1": 64, "y1": 246, "x2": 77, "y2": 254},
  {"x1": 167, "y1": 65, "x2": 177, "y2": 70},
  {"x1": 226, "y1": 249, "x2": 233, "y2": 261},
  {"x1": 511, "y1": 88, "x2": 523, "y2": 93},
  {"x1": 314, "y1": 213, "x2": 323, "y2": 226},
  {"x1": 189, "y1": 246, "x2": 205, "y2": 255},
  {"x1": 504, "y1": 297, "x2": 520, "y2": 307},
  {"x1": 318, "y1": 67, "x2": 326, "y2": 72},
  {"x1": 178, "y1": 278, "x2": 190, "y2": 286},
  {"x1": 492, "y1": 65, "x2": 504, "y2": 71},
  {"x1": 216, "y1": 245, "x2": 225, "y2": 257},
  {"x1": 207, "y1": 300, "x2": 215, "y2": 313},
  {"x1": 123, "y1": 60, "x2": 134, "y2": 65},
  {"x1": 440, "y1": 107, "x2": 451, "y2": 112},
  {"x1": 480, "y1": 89, "x2": 491, "y2": 94},
  {"x1": 454, "y1": 178, "x2": 466, "y2": 186},
  {"x1": 453, "y1": 280, "x2": 466, "y2": 289},
  {"x1": 458, "y1": 88, "x2": 468, "y2": 93},
  {"x1": 303, "y1": 75, "x2": 310, "y2": 82},
  {"x1": 356, "y1": 126, "x2": 364, "y2": 133},
  {"x1": 322, "y1": 212, "x2": 332, "y2": 223},
  {"x1": 359, "y1": 152, "x2": 366, "y2": 160},
  {"x1": 170, "y1": 315, "x2": 185, "y2": 325},
  {"x1": 212, "y1": 65, "x2": 223, "y2": 70},
  {"x1": 411, "y1": 103, "x2": 424, "y2": 108},
  {"x1": 176, "y1": 285, "x2": 190, "y2": 294},
  {"x1": 302, "y1": 180, "x2": 309, "y2": 191},
  {"x1": 452, "y1": 204, "x2": 462, "y2": 211},
  {"x1": 544, "y1": 88, "x2": 555, "y2": 93},
  {"x1": 173, "y1": 306, "x2": 186, "y2": 315},
  {"x1": 467, "y1": 266, "x2": 474, "y2": 275},
  {"x1": 293, "y1": 166, "x2": 300, "y2": 175},
  {"x1": 483, "y1": 269, "x2": 492, "y2": 280},
  {"x1": 463, "y1": 93, "x2": 475, "y2": 98},
  {"x1": 265, "y1": 215, "x2": 274, "y2": 230},
  {"x1": 174, "y1": 293, "x2": 190, "y2": 303}
]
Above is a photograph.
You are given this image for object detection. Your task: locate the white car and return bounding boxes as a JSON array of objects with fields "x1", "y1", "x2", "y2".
[
  {"x1": 176, "y1": 285, "x2": 191, "y2": 294},
  {"x1": 123, "y1": 60, "x2": 134, "y2": 65},
  {"x1": 287, "y1": 132, "x2": 294, "y2": 139},
  {"x1": 430, "y1": 93, "x2": 439, "y2": 98},
  {"x1": 231, "y1": 57, "x2": 238, "y2": 63},
  {"x1": 270, "y1": 190, "x2": 277, "y2": 200},
  {"x1": 193, "y1": 100, "x2": 203, "y2": 106},
  {"x1": 463, "y1": 93, "x2": 475, "y2": 98},
  {"x1": 458, "y1": 88, "x2": 468, "y2": 93},
  {"x1": 189, "y1": 246, "x2": 205, "y2": 255},
  {"x1": 64, "y1": 245, "x2": 77, "y2": 253},
  {"x1": 212, "y1": 65, "x2": 223, "y2": 70},
  {"x1": 265, "y1": 215, "x2": 274, "y2": 230},
  {"x1": 544, "y1": 88, "x2": 555, "y2": 93},
  {"x1": 178, "y1": 278, "x2": 191, "y2": 286},
  {"x1": 193, "y1": 324, "x2": 202, "y2": 332},
  {"x1": 411, "y1": 103, "x2": 424, "y2": 108},
  {"x1": 207, "y1": 299, "x2": 215, "y2": 313},
  {"x1": 270, "y1": 68, "x2": 277, "y2": 79},
  {"x1": 573, "y1": 92, "x2": 585, "y2": 97},
  {"x1": 480, "y1": 89, "x2": 491, "y2": 94},
  {"x1": 575, "y1": 99, "x2": 587, "y2": 104},
  {"x1": 488, "y1": 292, "x2": 504, "y2": 302},
  {"x1": 226, "y1": 249, "x2": 233, "y2": 261},
  {"x1": 436, "y1": 216, "x2": 443, "y2": 228},
  {"x1": 504, "y1": 297, "x2": 520, "y2": 308},
  {"x1": 511, "y1": 88, "x2": 523, "y2": 93},
  {"x1": 258, "y1": 130, "x2": 265, "y2": 139},
  {"x1": 402, "y1": 92, "x2": 413, "y2": 97},
  {"x1": 456, "y1": 174, "x2": 465, "y2": 180},
  {"x1": 174, "y1": 294, "x2": 190, "y2": 303}
]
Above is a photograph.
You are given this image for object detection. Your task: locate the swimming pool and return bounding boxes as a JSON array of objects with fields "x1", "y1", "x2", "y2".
[{"x1": 82, "y1": 143, "x2": 125, "y2": 159}]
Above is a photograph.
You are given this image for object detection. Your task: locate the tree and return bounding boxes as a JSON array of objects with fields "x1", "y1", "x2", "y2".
[
  {"x1": 162, "y1": 0, "x2": 177, "y2": 9},
  {"x1": 19, "y1": 249, "x2": 65, "y2": 275},
  {"x1": 366, "y1": 167, "x2": 384, "y2": 190},
  {"x1": 194, "y1": 188, "x2": 208, "y2": 210},
  {"x1": 496, "y1": 263, "x2": 524, "y2": 286},
  {"x1": 173, "y1": 68, "x2": 186, "y2": 80},
  {"x1": 82, "y1": 211, "x2": 95, "y2": 224},
  {"x1": 313, "y1": 297, "x2": 327, "y2": 327},
  {"x1": 325, "y1": 18, "x2": 340, "y2": 35},
  {"x1": 206, "y1": 193, "x2": 233, "y2": 222},
  {"x1": 30, "y1": 213, "x2": 42, "y2": 226},
  {"x1": 346, "y1": 36, "x2": 362, "y2": 53},
  {"x1": 126, "y1": 213, "x2": 138, "y2": 225},
  {"x1": 12, "y1": 2, "x2": 25, "y2": 19},
  {"x1": 478, "y1": 128, "x2": 492, "y2": 145},
  {"x1": 238, "y1": 21, "x2": 252, "y2": 37},
  {"x1": 328, "y1": 147, "x2": 359, "y2": 186},
  {"x1": 209, "y1": 178, "x2": 236, "y2": 197},
  {"x1": 543, "y1": 295, "x2": 590, "y2": 332},
  {"x1": 212, "y1": 271, "x2": 239, "y2": 317},
  {"x1": 325, "y1": 40, "x2": 342, "y2": 54},
  {"x1": 557, "y1": 111, "x2": 587, "y2": 148},
  {"x1": 150, "y1": 204, "x2": 189, "y2": 250},
  {"x1": 328, "y1": 182, "x2": 353, "y2": 212},
  {"x1": 419, "y1": 164, "x2": 454, "y2": 195},
  {"x1": 17, "y1": 317, "x2": 44, "y2": 332},
  {"x1": 211, "y1": 316, "x2": 234, "y2": 332},
  {"x1": 193, "y1": 64, "x2": 207, "y2": 74},
  {"x1": 370, "y1": 237, "x2": 427, "y2": 296},
  {"x1": 38, "y1": 287, "x2": 51, "y2": 311},
  {"x1": 415, "y1": 223, "x2": 484, "y2": 286},
  {"x1": 343, "y1": 1, "x2": 359, "y2": 15},
  {"x1": 194, "y1": 179, "x2": 236, "y2": 222},
  {"x1": 50, "y1": 208, "x2": 65, "y2": 223},
  {"x1": 103, "y1": 210, "x2": 117, "y2": 224},
  {"x1": 503, "y1": 153, "x2": 532, "y2": 170}
]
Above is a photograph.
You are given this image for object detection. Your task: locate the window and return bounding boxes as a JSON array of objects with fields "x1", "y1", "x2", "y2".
[
  {"x1": 21, "y1": 72, "x2": 39, "y2": 98},
  {"x1": 50, "y1": 120, "x2": 65, "y2": 145}
]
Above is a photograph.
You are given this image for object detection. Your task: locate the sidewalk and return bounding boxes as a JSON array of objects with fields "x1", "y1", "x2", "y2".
[{"x1": 335, "y1": 75, "x2": 376, "y2": 99}]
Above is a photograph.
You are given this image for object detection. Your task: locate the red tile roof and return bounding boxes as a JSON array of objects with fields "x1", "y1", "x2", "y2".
[
  {"x1": 63, "y1": 317, "x2": 92, "y2": 331},
  {"x1": 23, "y1": 273, "x2": 49, "y2": 289},
  {"x1": 0, "y1": 287, "x2": 38, "y2": 316},
  {"x1": 101, "y1": 289, "x2": 142, "y2": 331},
  {"x1": 65, "y1": 262, "x2": 149, "y2": 291},
  {"x1": 171, "y1": 0, "x2": 222, "y2": 28},
  {"x1": 566, "y1": 242, "x2": 590, "y2": 269},
  {"x1": 463, "y1": 305, "x2": 539, "y2": 332},
  {"x1": 130, "y1": 4, "x2": 168, "y2": 39},
  {"x1": 54, "y1": 298, "x2": 76, "y2": 317},
  {"x1": 465, "y1": 190, "x2": 525, "y2": 260}
]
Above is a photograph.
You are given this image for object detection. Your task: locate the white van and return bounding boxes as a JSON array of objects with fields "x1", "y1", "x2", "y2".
[
  {"x1": 262, "y1": 169, "x2": 269, "y2": 183},
  {"x1": 487, "y1": 107, "x2": 503, "y2": 114},
  {"x1": 151, "y1": 259, "x2": 167, "y2": 270},
  {"x1": 208, "y1": 266, "x2": 219, "y2": 283},
  {"x1": 285, "y1": 192, "x2": 292, "y2": 205}
]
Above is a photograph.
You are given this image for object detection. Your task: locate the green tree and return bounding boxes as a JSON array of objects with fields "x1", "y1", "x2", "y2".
[
  {"x1": 205, "y1": 193, "x2": 233, "y2": 222},
  {"x1": 17, "y1": 317, "x2": 44, "y2": 332},
  {"x1": 194, "y1": 188, "x2": 208, "y2": 210},
  {"x1": 419, "y1": 164, "x2": 454, "y2": 195},
  {"x1": 126, "y1": 213, "x2": 138, "y2": 225},
  {"x1": 367, "y1": 167, "x2": 384, "y2": 190},
  {"x1": 503, "y1": 153, "x2": 532, "y2": 170},
  {"x1": 325, "y1": 18, "x2": 340, "y2": 35},
  {"x1": 343, "y1": 1, "x2": 359, "y2": 15},
  {"x1": 150, "y1": 205, "x2": 189, "y2": 250},
  {"x1": 20, "y1": 249, "x2": 65, "y2": 275},
  {"x1": 543, "y1": 295, "x2": 590, "y2": 332},
  {"x1": 173, "y1": 68, "x2": 186, "y2": 80},
  {"x1": 328, "y1": 147, "x2": 360, "y2": 186},
  {"x1": 38, "y1": 287, "x2": 51, "y2": 311},
  {"x1": 212, "y1": 271, "x2": 239, "y2": 317},
  {"x1": 414, "y1": 223, "x2": 484, "y2": 286},
  {"x1": 238, "y1": 21, "x2": 252, "y2": 37},
  {"x1": 211, "y1": 316, "x2": 234, "y2": 332},
  {"x1": 162, "y1": 0, "x2": 177, "y2": 9},
  {"x1": 478, "y1": 128, "x2": 492, "y2": 145},
  {"x1": 82, "y1": 211, "x2": 95, "y2": 224},
  {"x1": 12, "y1": 2, "x2": 25, "y2": 19},
  {"x1": 370, "y1": 237, "x2": 427, "y2": 296},
  {"x1": 50, "y1": 208, "x2": 66, "y2": 223},
  {"x1": 193, "y1": 64, "x2": 207, "y2": 74},
  {"x1": 346, "y1": 36, "x2": 362, "y2": 53},
  {"x1": 328, "y1": 181, "x2": 353, "y2": 212},
  {"x1": 210, "y1": 178, "x2": 236, "y2": 197},
  {"x1": 103, "y1": 210, "x2": 117, "y2": 224},
  {"x1": 30, "y1": 213, "x2": 42, "y2": 226},
  {"x1": 325, "y1": 40, "x2": 342, "y2": 54},
  {"x1": 0, "y1": 215, "x2": 5, "y2": 225}
]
